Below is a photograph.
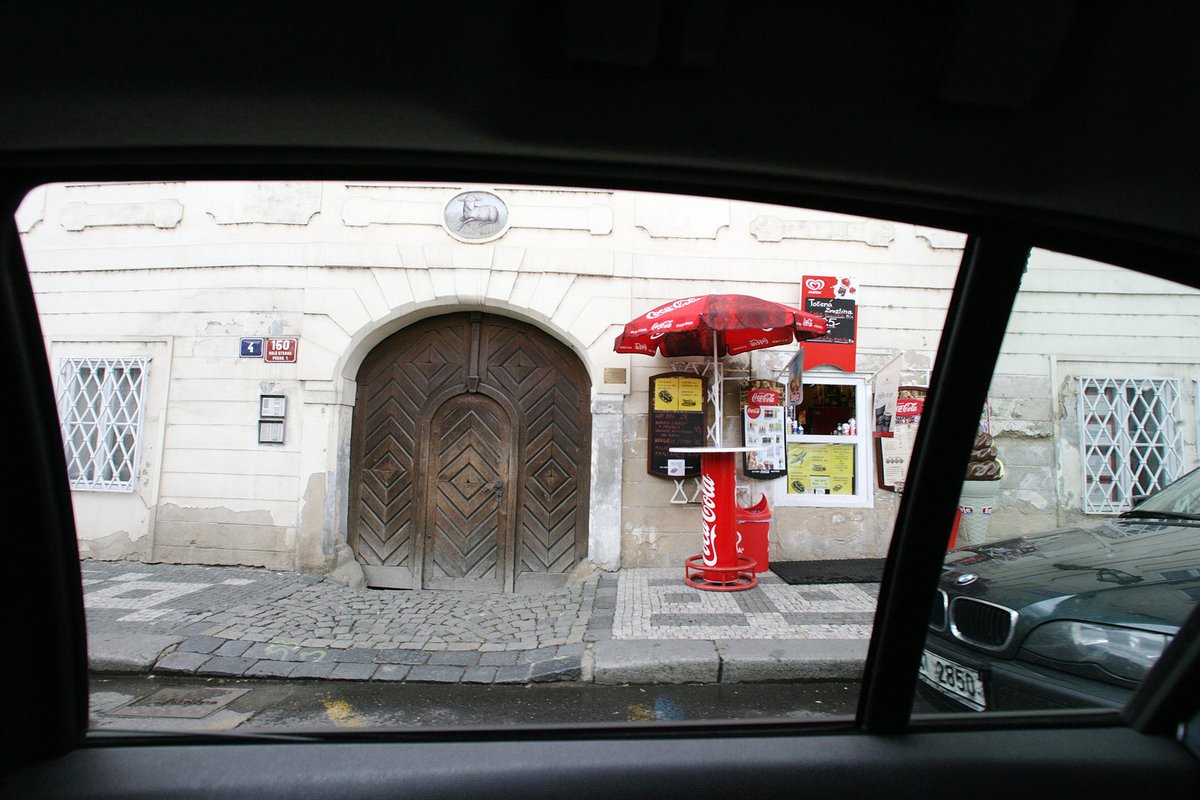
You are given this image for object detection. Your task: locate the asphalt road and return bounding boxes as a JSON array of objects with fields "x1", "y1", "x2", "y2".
[{"x1": 89, "y1": 675, "x2": 866, "y2": 732}]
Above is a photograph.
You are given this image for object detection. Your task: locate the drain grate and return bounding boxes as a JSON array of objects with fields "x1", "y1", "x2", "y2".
[{"x1": 110, "y1": 686, "x2": 249, "y2": 719}]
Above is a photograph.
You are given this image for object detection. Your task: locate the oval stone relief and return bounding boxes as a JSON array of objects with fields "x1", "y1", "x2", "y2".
[{"x1": 442, "y1": 190, "x2": 509, "y2": 242}]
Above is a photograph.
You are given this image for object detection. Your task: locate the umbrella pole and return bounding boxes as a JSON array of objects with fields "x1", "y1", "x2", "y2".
[{"x1": 711, "y1": 330, "x2": 722, "y2": 447}]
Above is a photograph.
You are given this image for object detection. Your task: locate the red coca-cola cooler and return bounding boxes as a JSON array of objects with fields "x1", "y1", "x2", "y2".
[{"x1": 736, "y1": 494, "x2": 771, "y2": 573}]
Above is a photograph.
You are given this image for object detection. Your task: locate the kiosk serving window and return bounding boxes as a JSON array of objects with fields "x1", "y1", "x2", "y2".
[{"x1": 775, "y1": 372, "x2": 873, "y2": 508}]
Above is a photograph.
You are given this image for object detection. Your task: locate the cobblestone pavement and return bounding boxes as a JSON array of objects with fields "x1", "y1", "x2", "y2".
[
  {"x1": 609, "y1": 569, "x2": 876, "y2": 641},
  {"x1": 84, "y1": 561, "x2": 595, "y2": 684},
  {"x1": 83, "y1": 560, "x2": 877, "y2": 684}
]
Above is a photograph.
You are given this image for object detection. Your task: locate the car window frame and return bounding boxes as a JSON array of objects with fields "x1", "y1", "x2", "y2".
[{"x1": 3, "y1": 164, "x2": 1200, "y2": 773}]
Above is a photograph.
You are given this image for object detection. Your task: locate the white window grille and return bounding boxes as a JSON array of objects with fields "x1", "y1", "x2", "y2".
[
  {"x1": 57, "y1": 357, "x2": 149, "y2": 491},
  {"x1": 1078, "y1": 377, "x2": 1183, "y2": 513}
]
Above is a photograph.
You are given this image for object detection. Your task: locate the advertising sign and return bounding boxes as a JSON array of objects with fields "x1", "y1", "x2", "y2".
[
  {"x1": 787, "y1": 443, "x2": 855, "y2": 495},
  {"x1": 741, "y1": 380, "x2": 786, "y2": 479},
  {"x1": 801, "y1": 275, "x2": 858, "y2": 372},
  {"x1": 264, "y1": 337, "x2": 299, "y2": 363},
  {"x1": 872, "y1": 353, "x2": 902, "y2": 435},
  {"x1": 783, "y1": 348, "x2": 805, "y2": 407},
  {"x1": 647, "y1": 372, "x2": 706, "y2": 478},
  {"x1": 877, "y1": 385, "x2": 927, "y2": 491}
]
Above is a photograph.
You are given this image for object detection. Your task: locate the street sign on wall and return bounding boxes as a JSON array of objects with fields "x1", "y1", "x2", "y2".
[
  {"x1": 239, "y1": 338, "x2": 264, "y2": 358},
  {"x1": 264, "y1": 337, "x2": 298, "y2": 363}
]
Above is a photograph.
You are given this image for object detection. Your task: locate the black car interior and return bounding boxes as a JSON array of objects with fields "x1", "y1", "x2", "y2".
[{"x1": 2, "y1": 2, "x2": 1200, "y2": 797}]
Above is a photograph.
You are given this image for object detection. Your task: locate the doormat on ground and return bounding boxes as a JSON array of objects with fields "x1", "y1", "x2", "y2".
[{"x1": 770, "y1": 558, "x2": 886, "y2": 585}]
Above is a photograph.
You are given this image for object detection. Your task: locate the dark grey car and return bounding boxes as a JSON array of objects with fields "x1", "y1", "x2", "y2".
[{"x1": 919, "y1": 469, "x2": 1200, "y2": 712}]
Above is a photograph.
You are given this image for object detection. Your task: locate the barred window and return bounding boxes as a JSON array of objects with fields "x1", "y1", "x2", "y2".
[
  {"x1": 57, "y1": 357, "x2": 149, "y2": 491},
  {"x1": 1078, "y1": 377, "x2": 1183, "y2": 514}
]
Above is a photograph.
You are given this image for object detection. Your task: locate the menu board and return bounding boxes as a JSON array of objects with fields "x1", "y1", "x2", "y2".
[
  {"x1": 802, "y1": 275, "x2": 859, "y2": 372},
  {"x1": 786, "y1": 443, "x2": 855, "y2": 495},
  {"x1": 875, "y1": 385, "x2": 926, "y2": 491},
  {"x1": 647, "y1": 372, "x2": 706, "y2": 478},
  {"x1": 741, "y1": 379, "x2": 787, "y2": 479},
  {"x1": 878, "y1": 424, "x2": 917, "y2": 489},
  {"x1": 806, "y1": 297, "x2": 857, "y2": 343}
]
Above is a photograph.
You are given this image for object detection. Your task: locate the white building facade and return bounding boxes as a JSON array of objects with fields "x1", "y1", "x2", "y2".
[{"x1": 20, "y1": 182, "x2": 1200, "y2": 589}]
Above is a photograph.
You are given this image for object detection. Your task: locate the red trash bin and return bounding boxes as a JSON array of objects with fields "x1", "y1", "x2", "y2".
[{"x1": 736, "y1": 494, "x2": 771, "y2": 573}]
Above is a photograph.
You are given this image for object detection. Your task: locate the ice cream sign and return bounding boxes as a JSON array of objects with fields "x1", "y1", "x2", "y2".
[{"x1": 801, "y1": 275, "x2": 858, "y2": 372}]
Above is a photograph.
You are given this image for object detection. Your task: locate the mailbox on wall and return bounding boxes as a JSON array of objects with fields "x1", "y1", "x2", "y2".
[{"x1": 258, "y1": 394, "x2": 287, "y2": 444}]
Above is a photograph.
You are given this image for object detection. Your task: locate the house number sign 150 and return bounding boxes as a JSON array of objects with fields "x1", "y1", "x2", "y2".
[{"x1": 265, "y1": 338, "x2": 299, "y2": 363}]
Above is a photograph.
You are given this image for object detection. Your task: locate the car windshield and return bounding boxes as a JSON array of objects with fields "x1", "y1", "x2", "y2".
[
  {"x1": 1126, "y1": 469, "x2": 1200, "y2": 518},
  {"x1": 22, "y1": 183, "x2": 1200, "y2": 733},
  {"x1": 22, "y1": 181, "x2": 964, "y2": 732},
  {"x1": 914, "y1": 248, "x2": 1200, "y2": 717}
]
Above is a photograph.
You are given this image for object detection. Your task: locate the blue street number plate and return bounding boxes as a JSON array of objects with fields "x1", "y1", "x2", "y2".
[{"x1": 240, "y1": 338, "x2": 264, "y2": 358}]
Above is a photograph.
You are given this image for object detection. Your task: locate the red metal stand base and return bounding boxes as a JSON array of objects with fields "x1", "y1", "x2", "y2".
[{"x1": 684, "y1": 555, "x2": 758, "y2": 591}]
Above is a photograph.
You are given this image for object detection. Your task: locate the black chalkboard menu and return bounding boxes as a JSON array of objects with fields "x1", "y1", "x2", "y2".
[
  {"x1": 647, "y1": 372, "x2": 707, "y2": 478},
  {"x1": 805, "y1": 296, "x2": 857, "y2": 344}
]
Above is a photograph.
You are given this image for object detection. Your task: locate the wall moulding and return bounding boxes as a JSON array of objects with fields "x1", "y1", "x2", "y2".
[
  {"x1": 914, "y1": 226, "x2": 968, "y2": 250},
  {"x1": 634, "y1": 194, "x2": 729, "y2": 239},
  {"x1": 750, "y1": 216, "x2": 895, "y2": 246},
  {"x1": 61, "y1": 198, "x2": 184, "y2": 231},
  {"x1": 203, "y1": 182, "x2": 323, "y2": 226}
]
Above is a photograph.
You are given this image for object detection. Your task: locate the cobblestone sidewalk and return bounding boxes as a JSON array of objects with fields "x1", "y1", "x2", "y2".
[
  {"x1": 84, "y1": 561, "x2": 596, "y2": 684},
  {"x1": 608, "y1": 569, "x2": 876, "y2": 641},
  {"x1": 83, "y1": 560, "x2": 877, "y2": 685}
]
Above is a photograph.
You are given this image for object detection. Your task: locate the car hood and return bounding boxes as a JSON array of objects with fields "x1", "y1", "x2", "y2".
[
  {"x1": 941, "y1": 518, "x2": 1200, "y2": 626},
  {"x1": 1044, "y1": 580, "x2": 1198, "y2": 632}
]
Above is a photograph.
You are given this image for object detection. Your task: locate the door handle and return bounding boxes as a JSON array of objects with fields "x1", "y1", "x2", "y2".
[{"x1": 494, "y1": 482, "x2": 504, "y2": 502}]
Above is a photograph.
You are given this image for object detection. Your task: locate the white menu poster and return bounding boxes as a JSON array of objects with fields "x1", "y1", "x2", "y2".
[{"x1": 743, "y1": 404, "x2": 787, "y2": 479}]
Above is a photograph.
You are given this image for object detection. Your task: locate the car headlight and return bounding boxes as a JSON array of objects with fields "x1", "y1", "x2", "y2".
[{"x1": 1020, "y1": 621, "x2": 1170, "y2": 682}]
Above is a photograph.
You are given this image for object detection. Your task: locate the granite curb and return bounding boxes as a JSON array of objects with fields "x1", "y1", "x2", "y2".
[
  {"x1": 90, "y1": 637, "x2": 867, "y2": 685},
  {"x1": 591, "y1": 638, "x2": 868, "y2": 685},
  {"x1": 103, "y1": 639, "x2": 591, "y2": 684}
]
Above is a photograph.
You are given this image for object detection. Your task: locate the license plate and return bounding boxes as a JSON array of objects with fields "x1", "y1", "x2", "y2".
[{"x1": 918, "y1": 649, "x2": 987, "y2": 711}]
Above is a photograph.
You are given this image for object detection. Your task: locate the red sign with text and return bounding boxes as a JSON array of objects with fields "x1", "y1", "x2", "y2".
[
  {"x1": 264, "y1": 338, "x2": 298, "y2": 363},
  {"x1": 801, "y1": 275, "x2": 858, "y2": 371}
]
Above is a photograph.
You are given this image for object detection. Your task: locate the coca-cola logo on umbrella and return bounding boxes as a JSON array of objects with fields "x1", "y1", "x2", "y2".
[{"x1": 645, "y1": 296, "x2": 702, "y2": 319}]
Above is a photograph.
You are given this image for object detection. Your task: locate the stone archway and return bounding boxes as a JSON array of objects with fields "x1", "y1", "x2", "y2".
[{"x1": 348, "y1": 312, "x2": 591, "y2": 591}]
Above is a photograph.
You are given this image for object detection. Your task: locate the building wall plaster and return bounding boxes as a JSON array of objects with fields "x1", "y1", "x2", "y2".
[
  {"x1": 21, "y1": 183, "x2": 1200, "y2": 575},
  {"x1": 151, "y1": 503, "x2": 293, "y2": 570}
]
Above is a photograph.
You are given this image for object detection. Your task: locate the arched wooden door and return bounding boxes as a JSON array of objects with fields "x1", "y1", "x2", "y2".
[
  {"x1": 349, "y1": 312, "x2": 591, "y2": 591},
  {"x1": 423, "y1": 393, "x2": 513, "y2": 591}
]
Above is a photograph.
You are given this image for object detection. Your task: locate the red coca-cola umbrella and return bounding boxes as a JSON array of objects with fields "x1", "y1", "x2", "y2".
[
  {"x1": 613, "y1": 293, "x2": 826, "y2": 358},
  {"x1": 614, "y1": 294, "x2": 827, "y2": 445}
]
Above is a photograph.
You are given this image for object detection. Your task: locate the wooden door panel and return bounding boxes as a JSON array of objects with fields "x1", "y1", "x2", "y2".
[
  {"x1": 424, "y1": 395, "x2": 511, "y2": 591},
  {"x1": 350, "y1": 320, "x2": 471, "y2": 589},
  {"x1": 482, "y1": 321, "x2": 589, "y2": 583}
]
